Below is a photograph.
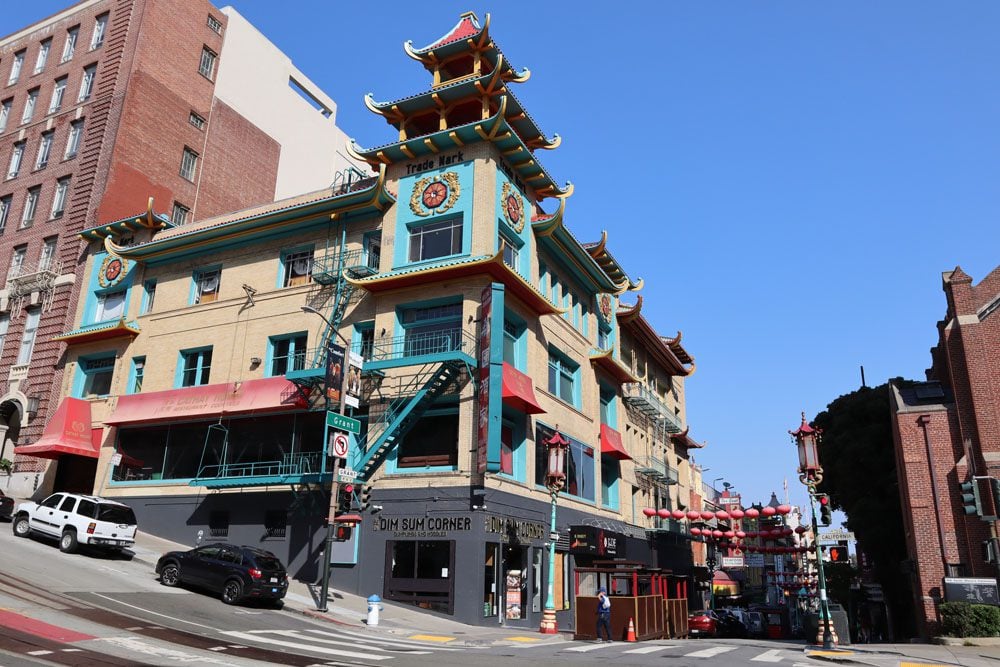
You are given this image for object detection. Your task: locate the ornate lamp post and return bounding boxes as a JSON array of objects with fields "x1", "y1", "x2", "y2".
[
  {"x1": 790, "y1": 412, "x2": 838, "y2": 649},
  {"x1": 539, "y1": 428, "x2": 569, "y2": 634}
]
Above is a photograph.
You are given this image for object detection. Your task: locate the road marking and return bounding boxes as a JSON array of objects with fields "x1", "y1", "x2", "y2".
[
  {"x1": 564, "y1": 642, "x2": 616, "y2": 652},
  {"x1": 506, "y1": 636, "x2": 543, "y2": 642},
  {"x1": 209, "y1": 646, "x2": 229, "y2": 651},
  {"x1": 407, "y1": 634, "x2": 455, "y2": 642},
  {"x1": 91, "y1": 593, "x2": 218, "y2": 631},
  {"x1": 901, "y1": 663, "x2": 950, "y2": 667},
  {"x1": 62, "y1": 648, "x2": 83, "y2": 652},
  {"x1": 27, "y1": 650, "x2": 53, "y2": 656},
  {"x1": 221, "y1": 630, "x2": 394, "y2": 661},
  {"x1": 302, "y1": 628, "x2": 463, "y2": 651},
  {"x1": 265, "y1": 629, "x2": 432, "y2": 654},
  {"x1": 751, "y1": 648, "x2": 784, "y2": 661},
  {"x1": 685, "y1": 645, "x2": 739, "y2": 658},
  {"x1": 97, "y1": 637, "x2": 241, "y2": 666},
  {"x1": 624, "y1": 644, "x2": 678, "y2": 654},
  {"x1": 0, "y1": 609, "x2": 96, "y2": 643}
]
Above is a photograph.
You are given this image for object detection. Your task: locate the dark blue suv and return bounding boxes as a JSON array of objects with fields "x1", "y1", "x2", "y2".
[{"x1": 156, "y1": 543, "x2": 288, "y2": 606}]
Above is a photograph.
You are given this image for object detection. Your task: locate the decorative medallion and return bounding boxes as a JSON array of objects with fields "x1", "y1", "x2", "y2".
[
  {"x1": 500, "y1": 181, "x2": 525, "y2": 233},
  {"x1": 98, "y1": 255, "x2": 128, "y2": 288},
  {"x1": 410, "y1": 172, "x2": 461, "y2": 217},
  {"x1": 598, "y1": 293, "x2": 613, "y2": 324}
]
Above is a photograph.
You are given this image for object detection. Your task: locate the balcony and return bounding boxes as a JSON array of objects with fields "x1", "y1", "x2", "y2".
[
  {"x1": 635, "y1": 455, "x2": 679, "y2": 485},
  {"x1": 311, "y1": 248, "x2": 380, "y2": 285},
  {"x1": 6, "y1": 258, "x2": 61, "y2": 297},
  {"x1": 623, "y1": 382, "x2": 683, "y2": 434},
  {"x1": 189, "y1": 452, "x2": 330, "y2": 488}
]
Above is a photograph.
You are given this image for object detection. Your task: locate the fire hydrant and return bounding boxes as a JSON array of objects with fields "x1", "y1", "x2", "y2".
[{"x1": 367, "y1": 594, "x2": 383, "y2": 626}]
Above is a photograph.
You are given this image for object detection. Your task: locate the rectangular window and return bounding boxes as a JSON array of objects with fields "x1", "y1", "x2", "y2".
[
  {"x1": 140, "y1": 279, "x2": 156, "y2": 314},
  {"x1": 199, "y1": 47, "x2": 217, "y2": 79},
  {"x1": 0, "y1": 195, "x2": 10, "y2": 231},
  {"x1": 96, "y1": 289, "x2": 125, "y2": 321},
  {"x1": 547, "y1": 349, "x2": 578, "y2": 406},
  {"x1": 269, "y1": 333, "x2": 307, "y2": 375},
  {"x1": 597, "y1": 326, "x2": 610, "y2": 350},
  {"x1": 34, "y1": 39, "x2": 51, "y2": 74},
  {"x1": 35, "y1": 131, "x2": 53, "y2": 169},
  {"x1": 400, "y1": 302, "x2": 462, "y2": 356},
  {"x1": 193, "y1": 267, "x2": 220, "y2": 304},
  {"x1": 535, "y1": 424, "x2": 594, "y2": 501},
  {"x1": 599, "y1": 386, "x2": 616, "y2": 427},
  {"x1": 282, "y1": 248, "x2": 313, "y2": 287},
  {"x1": 0, "y1": 99, "x2": 10, "y2": 133},
  {"x1": 9, "y1": 246, "x2": 26, "y2": 278},
  {"x1": 16, "y1": 308, "x2": 40, "y2": 365},
  {"x1": 207, "y1": 15, "x2": 224, "y2": 34},
  {"x1": 500, "y1": 422, "x2": 514, "y2": 475},
  {"x1": 408, "y1": 218, "x2": 462, "y2": 262},
  {"x1": 21, "y1": 88, "x2": 38, "y2": 124},
  {"x1": 7, "y1": 51, "x2": 25, "y2": 85},
  {"x1": 81, "y1": 356, "x2": 115, "y2": 398},
  {"x1": 21, "y1": 187, "x2": 40, "y2": 227},
  {"x1": 90, "y1": 14, "x2": 108, "y2": 50},
  {"x1": 179, "y1": 147, "x2": 198, "y2": 181},
  {"x1": 64, "y1": 118, "x2": 84, "y2": 158},
  {"x1": 180, "y1": 348, "x2": 212, "y2": 387},
  {"x1": 48, "y1": 77, "x2": 67, "y2": 114},
  {"x1": 398, "y1": 412, "x2": 459, "y2": 467},
  {"x1": 601, "y1": 458, "x2": 620, "y2": 509},
  {"x1": 501, "y1": 234, "x2": 519, "y2": 271},
  {"x1": 357, "y1": 323, "x2": 375, "y2": 361},
  {"x1": 130, "y1": 356, "x2": 145, "y2": 393},
  {"x1": 189, "y1": 111, "x2": 205, "y2": 129},
  {"x1": 78, "y1": 64, "x2": 96, "y2": 102},
  {"x1": 0, "y1": 315, "x2": 8, "y2": 357},
  {"x1": 171, "y1": 202, "x2": 189, "y2": 225},
  {"x1": 38, "y1": 237, "x2": 56, "y2": 271},
  {"x1": 62, "y1": 27, "x2": 79, "y2": 63},
  {"x1": 7, "y1": 141, "x2": 24, "y2": 178},
  {"x1": 264, "y1": 510, "x2": 286, "y2": 538},
  {"x1": 51, "y1": 177, "x2": 70, "y2": 218}
]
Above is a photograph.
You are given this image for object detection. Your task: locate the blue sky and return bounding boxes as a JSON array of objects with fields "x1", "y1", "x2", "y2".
[{"x1": 6, "y1": 2, "x2": 1000, "y2": 510}]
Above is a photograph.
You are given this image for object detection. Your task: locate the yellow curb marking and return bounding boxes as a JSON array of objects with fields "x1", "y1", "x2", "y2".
[
  {"x1": 807, "y1": 650, "x2": 855, "y2": 656},
  {"x1": 408, "y1": 634, "x2": 456, "y2": 643},
  {"x1": 506, "y1": 636, "x2": 543, "y2": 642},
  {"x1": 901, "y1": 663, "x2": 950, "y2": 667}
]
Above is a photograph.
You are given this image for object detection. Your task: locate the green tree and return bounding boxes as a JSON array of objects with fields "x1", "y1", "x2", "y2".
[{"x1": 813, "y1": 383, "x2": 916, "y2": 639}]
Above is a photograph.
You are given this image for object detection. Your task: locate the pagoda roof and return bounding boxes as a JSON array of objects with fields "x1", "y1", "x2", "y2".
[
  {"x1": 404, "y1": 12, "x2": 525, "y2": 80},
  {"x1": 660, "y1": 331, "x2": 694, "y2": 365},
  {"x1": 80, "y1": 197, "x2": 173, "y2": 241},
  {"x1": 582, "y1": 231, "x2": 642, "y2": 291},
  {"x1": 589, "y1": 348, "x2": 640, "y2": 385},
  {"x1": 671, "y1": 427, "x2": 705, "y2": 449},
  {"x1": 103, "y1": 166, "x2": 395, "y2": 264},
  {"x1": 533, "y1": 199, "x2": 629, "y2": 294},
  {"x1": 617, "y1": 296, "x2": 694, "y2": 377},
  {"x1": 53, "y1": 318, "x2": 141, "y2": 345},
  {"x1": 349, "y1": 98, "x2": 571, "y2": 200},
  {"x1": 365, "y1": 64, "x2": 557, "y2": 151}
]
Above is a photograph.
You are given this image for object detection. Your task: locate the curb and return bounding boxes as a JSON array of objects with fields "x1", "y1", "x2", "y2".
[{"x1": 804, "y1": 648, "x2": 881, "y2": 666}]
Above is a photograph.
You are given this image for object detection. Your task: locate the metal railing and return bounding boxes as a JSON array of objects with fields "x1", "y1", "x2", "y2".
[
  {"x1": 635, "y1": 455, "x2": 679, "y2": 485},
  {"x1": 193, "y1": 451, "x2": 323, "y2": 482},
  {"x1": 292, "y1": 327, "x2": 476, "y2": 374},
  {"x1": 312, "y1": 248, "x2": 380, "y2": 280},
  {"x1": 623, "y1": 382, "x2": 684, "y2": 433}
]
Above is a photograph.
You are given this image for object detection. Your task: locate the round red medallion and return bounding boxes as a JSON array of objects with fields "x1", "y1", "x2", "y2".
[
  {"x1": 505, "y1": 194, "x2": 522, "y2": 224},
  {"x1": 599, "y1": 294, "x2": 612, "y2": 322},
  {"x1": 422, "y1": 182, "x2": 448, "y2": 208},
  {"x1": 105, "y1": 258, "x2": 123, "y2": 282}
]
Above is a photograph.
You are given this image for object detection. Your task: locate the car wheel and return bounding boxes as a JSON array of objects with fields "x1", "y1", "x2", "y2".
[
  {"x1": 221, "y1": 579, "x2": 243, "y2": 605},
  {"x1": 12, "y1": 515, "x2": 30, "y2": 538},
  {"x1": 59, "y1": 529, "x2": 78, "y2": 554},
  {"x1": 159, "y1": 563, "x2": 181, "y2": 587}
]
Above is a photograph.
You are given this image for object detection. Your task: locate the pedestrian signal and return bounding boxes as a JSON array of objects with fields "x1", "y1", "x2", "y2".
[
  {"x1": 829, "y1": 545, "x2": 849, "y2": 562},
  {"x1": 334, "y1": 525, "x2": 353, "y2": 541}
]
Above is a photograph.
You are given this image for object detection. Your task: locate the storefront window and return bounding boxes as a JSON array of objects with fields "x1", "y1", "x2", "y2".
[
  {"x1": 484, "y1": 543, "x2": 499, "y2": 618},
  {"x1": 385, "y1": 540, "x2": 455, "y2": 615},
  {"x1": 503, "y1": 545, "x2": 527, "y2": 620},
  {"x1": 535, "y1": 424, "x2": 594, "y2": 502},
  {"x1": 397, "y1": 411, "x2": 458, "y2": 468}
]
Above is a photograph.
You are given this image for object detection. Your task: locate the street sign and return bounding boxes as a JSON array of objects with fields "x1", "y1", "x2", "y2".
[
  {"x1": 338, "y1": 467, "x2": 358, "y2": 481},
  {"x1": 818, "y1": 529, "x2": 855, "y2": 544},
  {"x1": 330, "y1": 431, "x2": 350, "y2": 459},
  {"x1": 326, "y1": 410, "x2": 360, "y2": 434},
  {"x1": 110, "y1": 453, "x2": 122, "y2": 466},
  {"x1": 721, "y1": 556, "x2": 745, "y2": 568}
]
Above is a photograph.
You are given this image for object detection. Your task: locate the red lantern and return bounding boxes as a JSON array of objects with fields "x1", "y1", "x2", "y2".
[
  {"x1": 672, "y1": 509, "x2": 686, "y2": 520},
  {"x1": 690, "y1": 527, "x2": 702, "y2": 536},
  {"x1": 745, "y1": 508, "x2": 760, "y2": 518},
  {"x1": 771, "y1": 528, "x2": 783, "y2": 537},
  {"x1": 701, "y1": 511, "x2": 714, "y2": 521},
  {"x1": 736, "y1": 531, "x2": 746, "y2": 539},
  {"x1": 687, "y1": 510, "x2": 701, "y2": 521},
  {"x1": 713, "y1": 529, "x2": 724, "y2": 538},
  {"x1": 715, "y1": 510, "x2": 730, "y2": 521},
  {"x1": 642, "y1": 508, "x2": 657, "y2": 518},
  {"x1": 795, "y1": 526, "x2": 807, "y2": 534},
  {"x1": 657, "y1": 508, "x2": 671, "y2": 519},
  {"x1": 762, "y1": 506, "x2": 776, "y2": 517},
  {"x1": 777, "y1": 504, "x2": 792, "y2": 515},
  {"x1": 730, "y1": 508, "x2": 745, "y2": 519}
]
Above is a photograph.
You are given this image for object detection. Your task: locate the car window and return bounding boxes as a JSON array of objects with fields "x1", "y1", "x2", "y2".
[
  {"x1": 77, "y1": 499, "x2": 97, "y2": 518},
  {"x1": 195, "y1": 546, "x2": 222, "y2": 559},
  {"x1": 219, "y1": 549, "x2": 241, "y2": 564},
  {"x1": 59, "y1": 496, "x2": 78, "y2": 512},
  {"x1": 41, "y1": 494, "x2": 64, "y2": 508},
  {"x1": 97, "y1": 504, "x2": 136, "y2": 525},
  {"x1": 251, "y1": 554, "x2": 284, "y2": 570}
]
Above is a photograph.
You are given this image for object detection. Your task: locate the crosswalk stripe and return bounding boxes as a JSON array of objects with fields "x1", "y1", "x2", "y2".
[
  {"x1": 623, "y1": 644, "x2": 679, "y2": 654},
  {"x1": 251, "y1": 629, "x2": 433, "y2": 655},
  {"x1": 221, "y1": 630, "x2": 394, "y2": 661},
  {"x1": 685, "y1": 645, "x2": 739, "y2": 658},
  {"x1": 302, "y1": 628, "x2": 464, "y2": 651},
  {"x1": 564, "y1": 642, "x2": 616, "y2": 652},
  {"x1": 751, "y1": 648, "x2": 784, "y2": 661}
]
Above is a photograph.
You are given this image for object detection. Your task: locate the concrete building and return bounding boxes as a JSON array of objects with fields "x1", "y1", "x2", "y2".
[
  {"x1": 49, "y1": 12, "x2": 707, "y2": 631},
  {"x1": 0, "y1": 0, "x2": 358, "y2": 497},
  {"x1": 890, "y1": 265, "x2": 1000, "y2": 638}
]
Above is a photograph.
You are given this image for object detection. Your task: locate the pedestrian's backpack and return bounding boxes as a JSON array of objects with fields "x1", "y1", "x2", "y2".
[{"x1": 602, "y1": 596, "x2": 611, "y2": 610}]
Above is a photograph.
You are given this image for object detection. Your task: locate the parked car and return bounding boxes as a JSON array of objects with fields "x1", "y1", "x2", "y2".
[
  {"x1": 0, "y1": 489, "x2": 14, "y2": 521},
  {"x1": 688, "y1": 610, "x2": 718, "y2": 637},
  {"x1": 156, "y1": 543, "x2": 288, "y2": 606},
  {"x1": 746, "y1": 610, "x2": 765, "y2": 637},
  {"x1": 716, "y1": 608, "x2": 749, "y2": 637},
  {"x1": 12, "y1": 492, "x2": 137, "y2": 554}
]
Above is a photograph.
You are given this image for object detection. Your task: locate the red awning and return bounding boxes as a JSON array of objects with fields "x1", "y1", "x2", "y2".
[
  {"x1": 14, "y1": 398, "x2": 98, "y2": 459},
  {"x1": 501, "y1": 363, "x2": 545, "y2": 414},
  {"x1": 106, "y1": 376, "x2": 308, "y2": 426},
  {"x1": 599, "y1": 424, "x2": 631, "y2": 461}
]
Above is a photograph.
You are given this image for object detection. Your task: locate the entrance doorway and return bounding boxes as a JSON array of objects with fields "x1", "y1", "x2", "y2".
[
  {"x1": 53, "y1": 455, "x2": 97, "y2": 494},
  {"x1": 384, "y1": 540, "x2": 455, "y2": 615}
]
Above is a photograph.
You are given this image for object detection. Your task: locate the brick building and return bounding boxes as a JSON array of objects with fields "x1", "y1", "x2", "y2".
[
  {"x1": 0, "y1": 0, "x2": 357, "y2": 497},
  {"x1": 890, "y1": 265, "x2": 1000, "y2": 638},
  {"x1": 49, "y1": 12, "x2": 709, "y2": 631}
]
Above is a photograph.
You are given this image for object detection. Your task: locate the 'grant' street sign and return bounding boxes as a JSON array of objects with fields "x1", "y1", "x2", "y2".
[{"x1": 326, "y1": 411, "x2": 360, "y2": 434}]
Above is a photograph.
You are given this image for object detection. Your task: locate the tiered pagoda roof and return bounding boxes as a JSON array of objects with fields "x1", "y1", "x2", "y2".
[{"x1": 617, "y1": 296, "x2": 695, "y2": 377}]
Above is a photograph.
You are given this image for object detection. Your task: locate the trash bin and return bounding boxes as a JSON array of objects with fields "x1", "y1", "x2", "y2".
[{"x1": 367, "y1": 594, "x2": 383, "y2": 626}]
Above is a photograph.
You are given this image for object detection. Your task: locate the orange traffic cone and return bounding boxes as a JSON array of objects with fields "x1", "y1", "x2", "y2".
[{"x1": 626, "y1": 617, "x2": 637, "y2": 642}]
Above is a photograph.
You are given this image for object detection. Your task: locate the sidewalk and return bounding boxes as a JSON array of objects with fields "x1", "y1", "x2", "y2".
[
  {"x1": 805, "y1": 641, "x2": 1000, "y2": 666},
  {"x1": 128, "y1": 529, "x2": 569, "y2": 647}
]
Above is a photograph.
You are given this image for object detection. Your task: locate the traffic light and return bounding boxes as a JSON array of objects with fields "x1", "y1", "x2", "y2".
[
  {"x1": 338, "y1": 483, "x2": 355, "y2": 513},
  {"x1": 359, "y1": 484, "x2": 372, "y2": 512},
  {"x1": 829, "y1": 545, "x2": 849, "y2": 562},
  {"x1": 817, "y1": 494, "x2": 832, "y2": 526},
  {"x1": 961, "y1": 479, "x2": 981, "y2": 516},
  {"x1": 334, "y1": 524, "x2": 353, "y2": 541}
]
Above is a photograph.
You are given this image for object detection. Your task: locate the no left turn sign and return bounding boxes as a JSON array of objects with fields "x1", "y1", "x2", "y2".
[{"x1": 331, "y1": 431, "x2": 350, "y2": 459}]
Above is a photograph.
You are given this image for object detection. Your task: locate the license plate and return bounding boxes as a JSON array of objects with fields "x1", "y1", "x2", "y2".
[
  {"x1": 270, "y1": 577, "x2": 278, "y2": 583},
  {"x1": 271, "y1": 588, "x2": 278, "y2": 593}
]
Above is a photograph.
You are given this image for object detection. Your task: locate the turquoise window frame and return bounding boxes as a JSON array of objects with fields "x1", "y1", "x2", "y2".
[
  {"x1": 72, "y1": 352, "x2": 116, "y2": 398},
  {"x1": 362, "y1": 231, "x2": 381, "y2": 271},
  {"x1": 277, "y1": 244, "x2": 314, "y2": 289},
  {"x1": 502, "y1": 308, "x2": 527, "y2": 371},
  {"x1": 127, "y1": 356, "x2": 145, "y2": 394},
  {"x1": 404, "y1": 215, "x2": 466, "y2": 266},
  {"x1": 267, "y1": 331, "x2": 308, "y2": 376},
  {"x1": 599, "y1": 384, "x2": 617, "y2": 427},
  {"x1": 601, "y1": 458, "x2": 621, "y2": 510},
  {"x1": 384, "y1": 403, "x2": 459, "y2": 474},
  {"x1": 90, "y1": 286, "x2": 128, "y2": 324},
  {"x1": 572, "y1": 295, "x2": 580, "y2": 329},
  {"x1": 499, "y1": 408, "x2": 527, "y2": 483},
  {"x1": 547, "y1": 346, "x2": 580, "y2": 408},
  {"x1": 499, "y1": 227, "x2": 524, "y2": 277},
  {"x1": 395, "y1": 297, "x2": 463, "y2": 356},
  {"x1": 189, "y1": 264, "x2": 222, "y2": 305},
  {"x1": 176, "y1": 346, "x2": 213, "y2": 388},
  {"x1": 539, "y1": 262, "x2": 549, "y2": 300},
  {"x1": 353, "y1": 320, "x2": 375, "y2": 361},
  {"x1": 582, "y1": 302, "x2": 590, "y2": 338},
  {"x1": 534, "y1": 421, "x2": 595, "y2": 504},
  {"x1": 140, "y1": 279, "x2": 156, "y2": 315}
]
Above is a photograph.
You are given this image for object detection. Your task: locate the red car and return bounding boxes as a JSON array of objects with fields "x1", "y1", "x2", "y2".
[{"x1": 688, "y1": 610, "x2": 718, "y2": 638}]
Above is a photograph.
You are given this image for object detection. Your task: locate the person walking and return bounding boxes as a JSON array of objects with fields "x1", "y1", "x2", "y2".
[{"x1": 596, "y1": 587, "x2": 612, "y2": 642}]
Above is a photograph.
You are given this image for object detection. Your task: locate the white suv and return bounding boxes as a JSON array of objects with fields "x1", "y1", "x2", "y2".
[{"x1": 12, "y1": 492, "x2": 138, "y2": 554}]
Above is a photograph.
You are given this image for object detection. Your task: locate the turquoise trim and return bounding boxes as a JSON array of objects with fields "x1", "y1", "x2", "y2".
[
  {"x1": 393, "y1": 160, "x2": 474, "y2": 269},
  {"x1": 494, "y1": 172, "x2": 532, "y2": 281},
  {"x1": 126, "y1": 356, "x2": 145, "y2": 395},
  {"x1": 384, "y1": 404, "x2": 459, "y2": 475},
  {"x1": 483, "y1": 283, "x2": 505, "y2": 473},
  {"x1": 176, "y1": 346, "x2": 213, "y2": 388},
  {"x1": 194, "y1": 472, "x2": 331, "y2": 489},
  {"x1": 71, "y1": 352, "x2": 116, "y2": 399},
  {"x1": 266, "y1": 331, "x2": 308, "y2": 377},
  {"x1": 190, "y1": 264, "x2": 221, "y2": 306},
  {"x1": 109, "y1": 477, "x2": 196, "y2": 487},
  {"x1": 599, "y1": 383, "x2": 617, "y2": 428},
  {"x1": 601, "y1": 458, "x2": 621, "y2": 510},
  {"x1": 277, "y1": 244, "x2": 314, "y2": 289},
  {"x1": 499, "y1": 408, "x2": 527, "y2": 484},
  {"x1": 82, "y1": 250, "x2": 136, "y2": 325},
  {"x1": 547, "y1": 346, "x2": 580, "y2": 409},
  {"x1": 140, "y1": 279, "x2": 156, "y2": 315},
  {"x1": 502, "y1": 307, "x2": 527, "y2": 372}
]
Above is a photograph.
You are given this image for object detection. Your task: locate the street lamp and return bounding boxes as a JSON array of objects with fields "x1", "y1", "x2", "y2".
[
  {"x1": 302, "y1": 305, "x2": 351, "y2": 614},
  {"x1": 539, "y1": 428, "x2": 569, "y2": 634},
  {"x1": 790, "y1": 412, "x2": 838, "y2": 650}
]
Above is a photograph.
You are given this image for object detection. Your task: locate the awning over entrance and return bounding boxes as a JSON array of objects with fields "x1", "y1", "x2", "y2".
[
  {"x1": 106, "y1": 377, "x2": 308, "y2": 426},
  {"x1": 713, "y1": 569, "x2": 741, "y2": 595},
  {"x1": 500, "y1": 362, "x2": 545, "y2": 414},
  {"x1": 14, "y1": 398, "x2": 98, "y2": 459},
  {"x1": 599, "y1": 424, "x2": 631, "y2": 460}
]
